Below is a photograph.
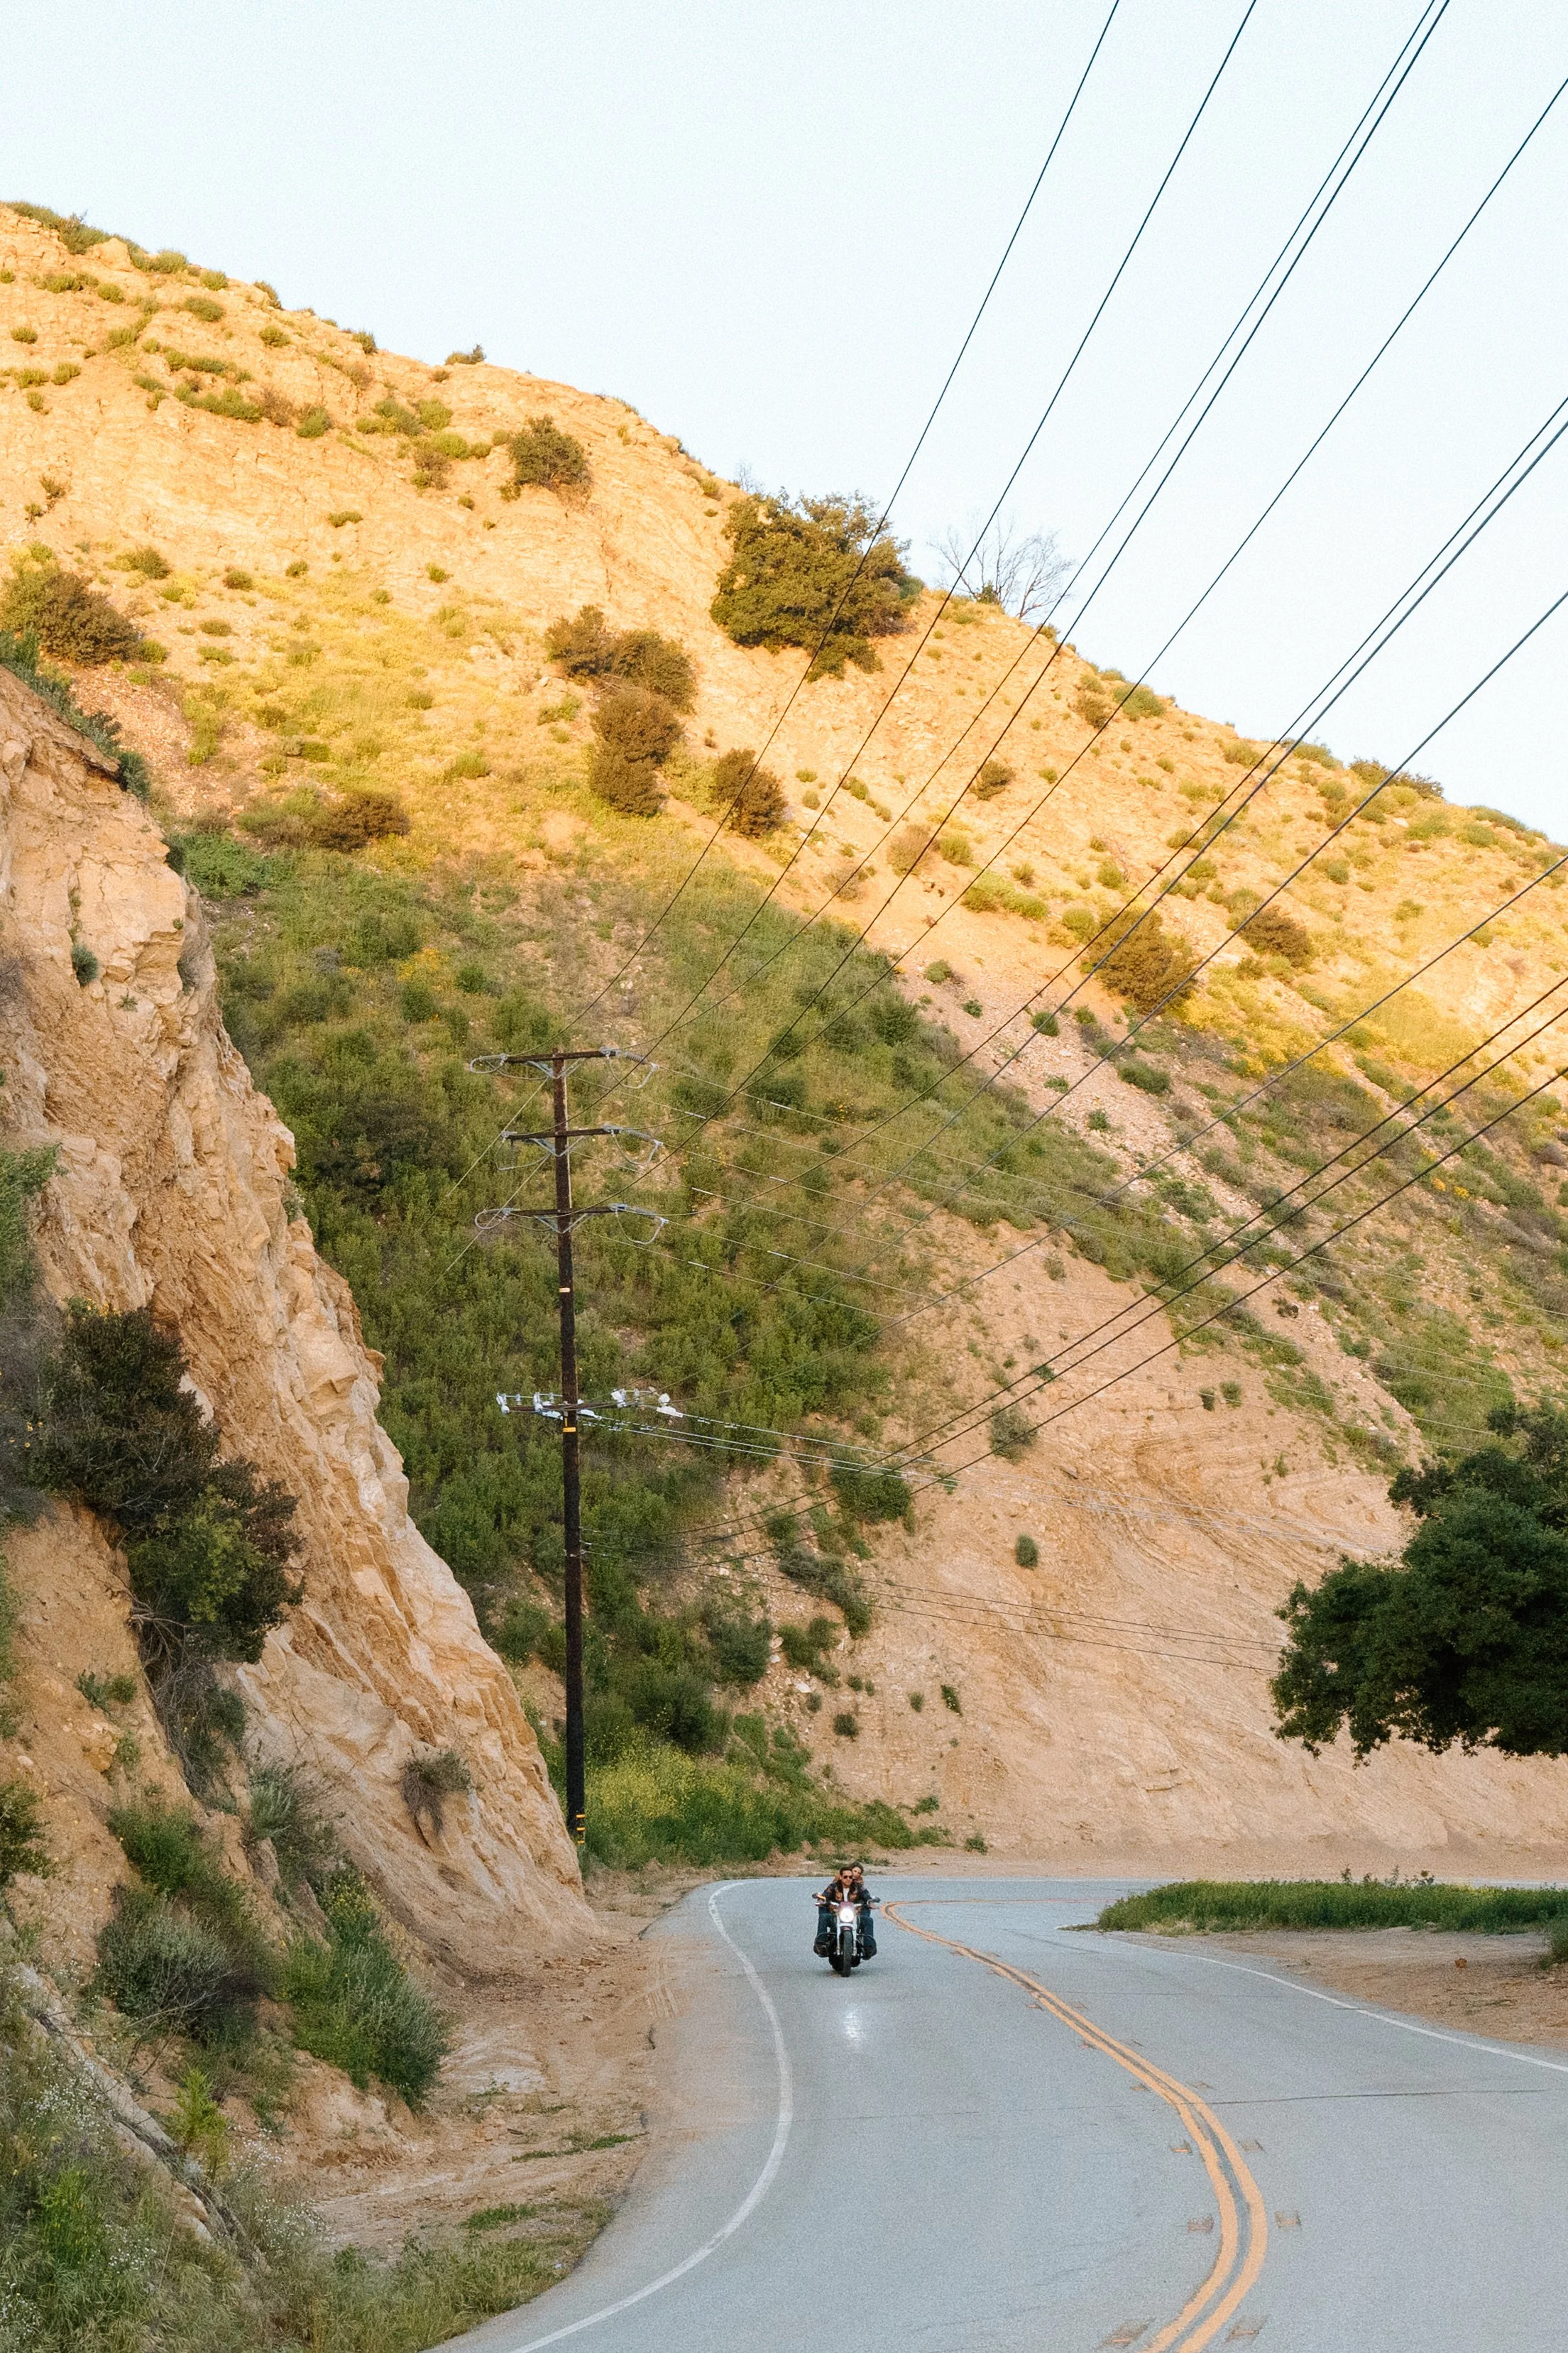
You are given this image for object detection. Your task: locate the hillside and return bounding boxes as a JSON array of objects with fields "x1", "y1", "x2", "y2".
[{"x1": 6, "y1": 192, "x2": 1568, "y2": 1896}]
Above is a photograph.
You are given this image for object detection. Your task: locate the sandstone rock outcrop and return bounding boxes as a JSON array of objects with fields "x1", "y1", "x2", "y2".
[{"x1": 0, "y1": 664, "x2": 588, "y2": 1966}]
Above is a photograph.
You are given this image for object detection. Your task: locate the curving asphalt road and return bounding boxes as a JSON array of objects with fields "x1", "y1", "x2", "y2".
[{"x1": 451, "y1": 1876, "x2": 1568, "y2": 2353}]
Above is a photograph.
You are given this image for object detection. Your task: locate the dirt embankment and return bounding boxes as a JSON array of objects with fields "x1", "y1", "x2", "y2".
[{"x1": 1136, "y1": 1927, "x2": 1568, "y2": 2056}]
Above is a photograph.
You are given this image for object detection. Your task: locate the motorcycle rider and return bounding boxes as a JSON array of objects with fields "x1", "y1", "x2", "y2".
[{"x1": 814, "y1": 1862, "x2": 877, "y2": 1960}]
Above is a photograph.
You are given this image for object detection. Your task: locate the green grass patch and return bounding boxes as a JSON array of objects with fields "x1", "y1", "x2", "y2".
[
  {"x1": 1096, "y1": 1878, "x2": 1568, "y2": 1934},
  {"x1": 573, "y1": 1738, "x2": 930, "y2": 1869}
]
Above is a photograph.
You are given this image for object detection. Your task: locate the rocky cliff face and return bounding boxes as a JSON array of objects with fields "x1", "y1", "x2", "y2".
[{"x1": 0, "y1": 664, "x2": 587, "y2": 1967}]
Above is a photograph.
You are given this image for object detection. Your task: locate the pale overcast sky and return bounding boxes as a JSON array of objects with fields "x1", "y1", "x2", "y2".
[{"x1": 11, "y1": 0, "x2": 1567, "y2": 831}]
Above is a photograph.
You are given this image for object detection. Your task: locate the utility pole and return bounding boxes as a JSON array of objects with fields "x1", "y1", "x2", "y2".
[{"x1": 469, "y1": 1046, "x2": 659, "y2": 1847}]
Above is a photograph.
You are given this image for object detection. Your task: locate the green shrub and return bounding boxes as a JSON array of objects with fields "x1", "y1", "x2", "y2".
[
  {"x1": 713, "y1": 746, "x2": 786, "y2": 838},
  {"x1": 400, "y1": 1747, "x2": 472, "y2": 1834},
  {"x1": 1032, "y1": 1010, "x2": 1059, "y2": 1036},
  {"x1": 1014, "y1": 1534, "x2": 1038, "y2": 1568},
  {"x1": 1096, "y1": 912, "x2": 1197, "y2": 1015},
  {"x1": 971, "y1": 757, "x2": 1014, "y2": 799},
  {"x1": 780, "y1": 1617, "x2": 838, "y2": 1673},
  {"x1": 0, "y1": 559, "x2": 143, "y2": 663},
  {"x1": 829, "y1": 1458, "x2": 911, "y2": 1524},
  {"x1": 941, "y1": 1684, "x2": 962, "y2": 1714},
  {"x1": 1236, "y1": 903, "x2": 1312, "y2": 967},
  {"x1": 706, "y1": 1610, "x2": 772, "y2": 1685},
  {"x1": 92, "y1": 1887, "x2": 237, "y2": 2038},
  {"x1": 118, "y1": 543, "x2": 170, "y2": 579},
  {"x1": 889, "y1": 824, "x2": 928, "y2": 875},
  {"x1": 588, "y1": 745, "x2": 664, "y2": 817},
  {"x1": 182, "y1": 293, "x2": 223, "y2": 323},
  {"x1": 295, "y1": 405, "x2": 331, "y2": 438},
  {"x1": 245, "y1": 1762, "x2": 340, "y2": 1891},
  {"x1": 505, "y1": 415, "x2": 589, "y2": 494},
  {"x1": 0, "y1": 1780, "x2": 50, "y2": 1887},
  {"x1": 938, "y1": 831, "x2": 973, "y2": 866},
  {"x1": 1119, "y1": 684, "x2": 1165, "y2": 721},
  {"x1": 588, "y1": 683, "x2": 681, "y2": 817},
  {"x1": 989, "y1": 1404, "x2": 1036, "y2": 1461},
  {"x1": 1118, "y1": 1057, "x2": 1170, "y2": 1095},
  {"x1": 832, "y1": 1710, "x2": 860, "y2": 1739},
  {"x1": 307, "y1": 791, "x2": 412, "y2": 851},
  {"x1": 9, "y1": 200, "x2": 108, "y2": 253},
  {"x1": 32, "y1": 1304, "x2": 299, "y2": 1664},
  {"x1": 175, "y1": 829, "x2": 272, "y2": 897},
  {"x1": 283, "y1": 1869, "x2": 449, "y2": 2104},
  {"x1": 711, "y1": 491, "x2": 919, "y2": 677},
  {"x1": 576, "y1": 1740, "x2": 921, "y2": 1870},
  {"x1": 1224, "y1": 738, "x2": 1261, "y2": 765},
  {"x1": 592, "y1": 682, "x2": 681, "y2": 766},
  {"x1": 447, "y1": 344, "x2": 486, "y2": 364},
  {"x1": 544, "y1": 606, "x2": 695, "y2": 709},
  {"x1": 70, "y1": 942, "x2": 99, "y2": 986}
]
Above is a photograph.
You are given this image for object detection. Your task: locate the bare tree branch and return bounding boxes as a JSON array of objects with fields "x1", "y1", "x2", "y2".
[{"x1": 932, "y1": 513, "x2": 1070, "y2": 622}]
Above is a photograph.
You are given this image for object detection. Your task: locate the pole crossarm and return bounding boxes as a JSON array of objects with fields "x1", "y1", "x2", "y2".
[
  {"x1": 466, "y1": 1047, "x2": 652, "y2": 1076},
  {"x1": 473, "y1": 1203, "x2": 668, "y2": 1240}
]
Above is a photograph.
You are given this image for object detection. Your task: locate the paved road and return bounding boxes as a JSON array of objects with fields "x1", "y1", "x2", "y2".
[{"x1": 454, "y1": 1876, "x2": 1568, "y2": 2353}]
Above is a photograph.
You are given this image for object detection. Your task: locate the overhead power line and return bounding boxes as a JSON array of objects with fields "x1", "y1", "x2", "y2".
[
  {"x1": 599, "y1": 90, "x2": 1566, "y2": 1208},
  {"x1": 928, "y1": 1048, "x2": 1568, "y2": 1489},
  {"x1": 642, "y1": 0, "x2": 1451, "y2": 1047},
  {"x1": 567, "y1": 0, "x2": 1127, "y2": 1028},
  {"x1": 892, "y1": 969, "x2": 1568, "y2": 1466}
]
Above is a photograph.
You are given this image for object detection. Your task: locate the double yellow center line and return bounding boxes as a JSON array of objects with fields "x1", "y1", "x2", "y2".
[{"x1": 884, "y1": 1901, "x2": 1268, "y2": 2351}]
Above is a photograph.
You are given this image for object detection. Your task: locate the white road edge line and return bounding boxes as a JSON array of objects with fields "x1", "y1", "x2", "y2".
[
  {"x1": 1090, "y1": 1937, "x2": 1568, "y2": 2078},
  {"x1": 498, "y1": 1882, "x2": 795, "y2": 2352}
]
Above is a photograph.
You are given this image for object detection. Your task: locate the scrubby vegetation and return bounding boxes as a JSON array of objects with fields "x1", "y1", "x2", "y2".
[
  {"x1": 1097, "y1": 1877, "x2": 1568, "y2": 1933},
  {"x1": 544, "y1": 606, "x2": 694, "y2": 709},
  {"x1": 505, "y1": 415, "x2": 589, "y2": 496},
  {"x1": 32, "y1": 1307, "x2": 299, "y2": 1669},
  {"x1": 712, "y1": 746, "x2": 786, "y2": 838},
  {"x1": 711, "y1": 492, "x2": 921, "y2": 677},
  {"x1": 1, "y1": 555, "x2": 145, "y2": 664},
  {"x1": 588, "y1": 682, "x2": 683, "y2": 815},
  {"x1": 0, "y1": 1955, "x2": 584, "y2": 2353}
]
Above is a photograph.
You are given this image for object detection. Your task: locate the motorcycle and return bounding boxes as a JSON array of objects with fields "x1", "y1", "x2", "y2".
[{"x1": 818, "y1": 1896, "x2": 875, "y2": 1975}]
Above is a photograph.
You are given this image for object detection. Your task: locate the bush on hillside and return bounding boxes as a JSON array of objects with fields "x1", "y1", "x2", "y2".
[
  {"x1": 544, "y1": 604, "x2": 695, "y2": 708},
  {"x1": 10, "y1": 201, "x2": 108, "y2": 253},
  {"x1": 971, "y1": 757, "x2": 1014, "y2": 801},
  {"x1": 505, "y1": 415, "x2": 589, "y2": 496},
  {"x1": 711, "y1": 491, "x2": 919, "y2": 678},
  {"x1": 712, "y1": 746, "x2": 786, "y2": 838},
  {"x1": 31, "y1": 1304, "x2": 300, "y2": 1664},
  {"x1": 283, "y1": 1867, "x2": 449, "y2": 2104},
  {"x1": 307, "y1": 790, "x2": 412, "y2": 851},
  {"x1": 593, "y1": 682, "x2": 682, "y2": 767},
  {"x1": 0, "y1": 560, "x2": 143, "y2": 664},
  {"x1": 587, "y1": 682, "x2": 682, "y2": 817},
  {"x1": 588, "y1": 746, "x2": 664, "y2": 816},
  {"x1": 1095, "y1": 912, "x2": 1198, "y2": 1015},
  {"x1": 0, "y1": 1780, "x2": 50, "y2": 1888},
  {"x1": 989, "y1": 1404, "x2": 1037, "y2": 1462},
  {"x1": 1235, "y1": 902, "x2": 1312, "y2": 967}
]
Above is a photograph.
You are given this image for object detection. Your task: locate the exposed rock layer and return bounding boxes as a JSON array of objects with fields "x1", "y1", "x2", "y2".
[{"x1": 0, "y1": 665, "x2": 587, "y2": 1966}]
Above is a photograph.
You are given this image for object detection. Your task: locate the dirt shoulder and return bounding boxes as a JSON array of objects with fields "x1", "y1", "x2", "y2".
[
  {"x1": 271, "y1": 1869, "x2": 696, "y2": 2255},
  {"x1": 1131, "y1": 1926, "x2": 1568, "y2": 2053}
]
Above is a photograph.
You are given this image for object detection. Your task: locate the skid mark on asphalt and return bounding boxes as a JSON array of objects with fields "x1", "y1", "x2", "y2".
[{"x1": 885, "y1": 1901, "x2": 1270, "y2": 2352}]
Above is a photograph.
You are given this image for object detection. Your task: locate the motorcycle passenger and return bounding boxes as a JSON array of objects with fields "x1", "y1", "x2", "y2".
[{"x1": 814, "y1": 1862, "x2": 877, "y2": 1959}]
